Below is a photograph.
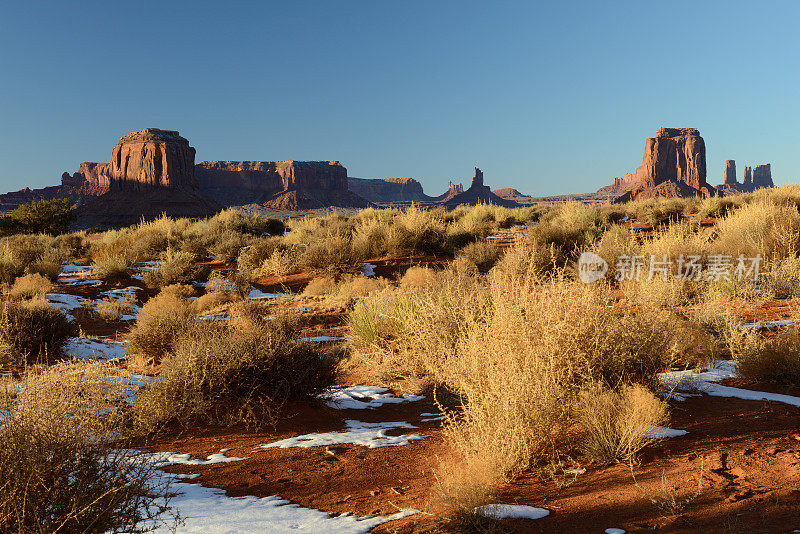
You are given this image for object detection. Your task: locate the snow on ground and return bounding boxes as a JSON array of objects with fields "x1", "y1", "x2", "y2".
[
  {"x1": 64, "y1": 337, "x2": 128, "y2": 361},
  {"x1": 97, "y1": 286, "x2": 143, "y2": 320},
  {"x1": 361, "y1": 263, "x2": 376, "y2": 277},
  {"x1": 605, "y1": 529, "x2": 626, "y2": 534},
  {"x1": 258, "y1": 420, "x2": 425, "y2": 449},
  {"x1": 149, "y1": 451, "x2": 249, "y2": 467},
  {"x1": 742, "y1": 319, "x2": 795, "y2": 329},
  {"x1": 642, "y1": 426, "x2": 688, "y2": 439},
  {"x1": 475, "y1": 504, "x2": 550, "y2": 520},
  {"x1": 247, "y1": 287, "x2": 286, "y2": 299},
  {"x1": 146, "y1": 474, "x2": 417, "y2": 534},
  {"x1": 320, "y1": 386, "x2": 424, "y2": 410},
  {"x1": 659, "y1": 360, "x2": 800, "y2": 408},
  {"x1": 46, "y1": 292, "x2": 85, "y2": 312},
  {"x1": 59, "y1": 264, "x2": 95, "y2": 275}
]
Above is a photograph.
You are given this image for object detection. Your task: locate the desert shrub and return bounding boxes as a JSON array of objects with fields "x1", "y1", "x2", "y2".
[
  {"x1": 236, "y1": 237, "x2": 281, "y2": 272},
  {"x1": 128, "y1": 293, "x2": 193, "y2": 362},
  {"x1": 577, "y1": 383, "x2": 668, "y2": 464},
  {"x1": 713, "y1": 199, "x2": 800, "y2": 263},
  {"x1": 190, "y1": 291, "x2": 235, "y2": 314},
  {"x1": 623, "y1": 277, "x2": 703, "y2": 308},
  {"x1": 55, "y1": 232, "x2": 85, "y2": 258},
  {"x1": 727, "y1": 325, "x2": 800, "y2": 386},
  {"x1": 0, "y1": 235, "x2": 64, "y2": 283},
  {"x1": 384, "y1": 207, "x2": 448, "y2": 255},
  {"x1": 143, "y1": 248, "x2": 199, "y2": 288},
  {"x1": 256, "y1": 248, "x2": 300, "y2": 278},
  {"x1": 458, "y1": 240, "x2": 501, "y2": 273},
  {"x1": 80, "y1": 298, "x2": 135, "y2": 322},
  {"x1": 530, "y1": 202, "x2": 602, "y2": 259},
  {"x1": 491, "y1": 243, "x2": 560, "y2": 282},
  {"x1": 629, "y1": 198, "x2": 688, "y2": 227},
  {"x1": 336, "y1": 276, "x2": 388, "y2": 298},
  {"x1": 92, "y1": 250, "x2": 131, "y2": 280},
  {"x1": 698, "y1": 196, "x2": 738, "y2": 219},
  {"x1": 299, "y1": 233, "x2": 361, "y2": 275},
  {"x1": 0, "y1": 362, "x2": 171, "y2": 533},
  {"x1": 7, "y1": 198, "x2": 74, "y2": 235},
  {"x1": 206, "y1": 270, "x2": 249, "y2": 299},
  {"x1": 208, "y1": 231, "x2": 252, "y2": 262},
  {"x1": 8, "y1": 273, "x2": 53, "y2": 300},
  {"x1": 399, "y1": 266, "x2": 439, "y2": 289},
  {"x1": 159, "y1": 283, "x2": 197, "y2": 299},
  {"x1": 133, "y1": 318, "x2": 339, "y2": 429},
  {"x1": 0, "y1": 300, "x2": 76, "y2": 365},
  {"x1": 303, "y1": 276, "x2": 338, "y2": 296},
  {"x1": 759, "y1": 255, "x2": 800, "y2": 298}
]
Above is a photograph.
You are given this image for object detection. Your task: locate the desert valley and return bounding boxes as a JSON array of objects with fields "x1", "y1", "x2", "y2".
[{"x1": 2, "y1": 3, "x2": 800, "y2": 534}]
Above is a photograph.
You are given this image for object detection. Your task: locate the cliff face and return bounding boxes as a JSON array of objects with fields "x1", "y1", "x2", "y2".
[
  {"x1": 724, "y1": 160, "x2": 737, "y2": 185},
  {"x1": 715, "y1": 161, "x2": 774, "y2": 196},
  {"x1": 604, "y1": 128, "x2": 715, "y2": 202},
  {"x1": 109, "y1": 129, "x2": 197, "y2": 190},
  {"x1": 348, "y1": 177, "x2": 431, "y2": 203},
  {"x1": 753, "y1": 164, "x2": 773, "y2": 188},
  {"x1": 196, "y1": 160, "x2": 368, "y2": 209}
]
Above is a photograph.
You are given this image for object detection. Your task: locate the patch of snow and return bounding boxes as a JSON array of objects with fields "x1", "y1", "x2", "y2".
[
  {"x1": 150, "y1": 451, "x2": 249, "y2": 467},
  {"x1": 741, "y1": 319, "x2": 795, "y2": 329},
  {"x1": 659, "y1": 360, "x2": 800, "y2": 408},
  {"x1": 321, "y1": 386, "x2": 425, "y2": 410},
  {"x1": 421, "y1": 416, "x2": 445, "y2": 422},
  {"x1": 362, "y1": 263, "x2": 376, "y2": 277},
  {"x1": 64, "y1": 337, "x2": 128, "y2": 361},
  {"x1": 475, "y1": 504, "x2": 550, "y2": 520},
  {"x1": 257, "y1": 420, "x2": 425, "y2": 449},
  {"x1": 46, "y1": 293, "x2": 85, "y2": 312},
  {"x1": 247, "y1": 287, "x2": 286, "y2": 299},
  {"x1": 174, "y1": 473, "x2": 201, "y2": 480},
  {"x1": 642, "y1": 426, "x2": 688, "y2": 439},
  {"x1": 605, "y1": 529, "x2": 626, "y2": 534},
  {"x1": 145, "y1": 474, "x2": 417, "y2": 533},
  {"x1": 196, "y1": 314, "x2": 228, "y2": 322}
]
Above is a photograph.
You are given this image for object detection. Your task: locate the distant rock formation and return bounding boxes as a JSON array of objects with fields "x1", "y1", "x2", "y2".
[
  {"x1": 108, "y1": 129, "x2": 197, "y2": 190},
  {"x1": 753, "y1": 164, "x2": 773, "y2": 188},
  {"x1": 443, "y1": 168, "x2": 517, "y2": 208},
  {"x1": 493, "y1": 188, "x2": 536, "y2": 204},
  {"x1": 724, "y1": 160, "x2": 737, "y2": 185},
  {"x1": 346, "y1": 177, "x2": 431, "y2": 203},
  {"x1": 74, "y1": 129, "x2": 220, "y2": 227},
  {"x1": 715, "y1": 161, "x2": 773, "y2": 195},
  {"x1": 603, "y1": 128, "x2": 716, "y2": 202},
  {"x1": 196, "y1": 160, "x2": 369, "y2": 209}
]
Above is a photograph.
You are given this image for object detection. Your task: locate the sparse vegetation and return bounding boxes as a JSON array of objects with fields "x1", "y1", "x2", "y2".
[{"x1": 0, "y1": 300, "x2": 76, "y2": 365}]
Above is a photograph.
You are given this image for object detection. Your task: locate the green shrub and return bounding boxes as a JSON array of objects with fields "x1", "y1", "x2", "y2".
[{"x1": 7, "y1": 198, "x2": 74, "y2": 235}]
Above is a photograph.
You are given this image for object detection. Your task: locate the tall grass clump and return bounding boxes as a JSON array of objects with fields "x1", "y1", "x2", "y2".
[
  {"x1": 134, "y1": 318, "x2": 339, "y2": 430},
  {"x1": 142, "y1": 248, "x2": 201, "y2": 288},
  {"x1": 713, "y1": 199, "x2": 800, "y2": 264},
  {"x1": 8, "y1": 273, "x2": 54, "y2": 300},
  {"x1": 0, "y1": 362, "x2": 172, "y2": 533}
]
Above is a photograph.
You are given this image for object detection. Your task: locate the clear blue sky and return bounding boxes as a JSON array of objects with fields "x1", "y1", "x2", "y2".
[{"x1": 1, "y1": 1, "x2": 798, "y2": 196}]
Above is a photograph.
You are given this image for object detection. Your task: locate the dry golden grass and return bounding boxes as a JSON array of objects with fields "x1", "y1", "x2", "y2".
[
  {"x1": 8, "y1": 273, "x2": 53, "y2": 300},
  {"x1": 727, "y1": 324, "x2": 800, "y2": 386},
  {"x1": 577, "y1": 383, "x2": 668, "y2": 464},
  {"x1": 0, "y1": 362, "x2": 172, "y2": 533},
  {"x1": 0, "y1": 299, "x2": 76, "y2": 365},
  {"x1": 128, "y1": 292, "x2": 193, "y2": 362},
  {"x1": 133, "y1": 318, "x2": 340, "y2": 430}
]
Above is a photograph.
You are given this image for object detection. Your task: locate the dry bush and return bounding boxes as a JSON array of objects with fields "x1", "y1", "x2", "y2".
[
  {"x1": 0, "y1": 300, "x2": 76, "y2": 365},
  {"x1": 128, "y1": 292, "x2": 193, "y2": 362},
  {"x1": 133, "y1": 318, "x2": 339, "y2": 430},
  {"x1": 399, "y1": 266, "x2": 439, "y2": 289},
  {"x1": 190, "y1": 291, "x2": 234, "y2": 315},
  {"x1": 0, "y1": 362, "x2": 171, "y2": 533},
  {"x1": 303, "y1": 276, "x2": 338, "y2": 296},
  {"x1": 143, "y1": 248, "x2": 200, "y2": 288},
  {"x1": 727, "y1": 325, "x2": 800, "y2": 386},
  {"x1": 759, "y1": 255, "x2": 800, "y2": 298},
  {"x1": 208, "y1": 231, "x2": 252, "y2": 262},
  {"x1": 255, "y1": 248, "x2": 300, "y2": 278},
  {"x1": 299, "y1": 233, "x2": 362, "y2": 275},
  {"x1": 459, "y1": 241, "x2": 502, "y2": 274},
  {"x1": 577, "y1": 383, "x2": 668, "y2": 464},
  {"x1": 623, "y1": 277, "x2": 704, "y2": 308},
  {"x1": 80, "y1": 298, "x2": 135, "y2": 322},
  {"x1": 384, "y1": 207, "x2": 448, "y2": 255},
  {"x1": 491, "y1": 243, "x2": 559, "y2": 282},
  {"x1": 92, "y1": 250, "x2": 131, "y2": 280},
  {"x1": 205, "y1": 270, "x2": 249, "y2": 299},
  {"x1": 27, "y1": 246, "x2": 67, "y2": 281},
  {"x1": 713, "y1": 199, "x2": 800, "y2": 263},
  {"x1": 530, "y1": 202, "x2": 602, "y2": 258},
  {"x1": 159, "y1": 283, "x2": 197, "y2": 299},
  {"x1": 8, "y1": 273, "x2": 53, "y2": 300}
]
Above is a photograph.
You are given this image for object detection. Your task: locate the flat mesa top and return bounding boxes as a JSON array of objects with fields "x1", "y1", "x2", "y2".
[
  {"x1": 655, "y1": 127, "x2": 700, "y2": 138},
  {"x1": 117, "y1": 128, "x2": 188, "y2": 144}
]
